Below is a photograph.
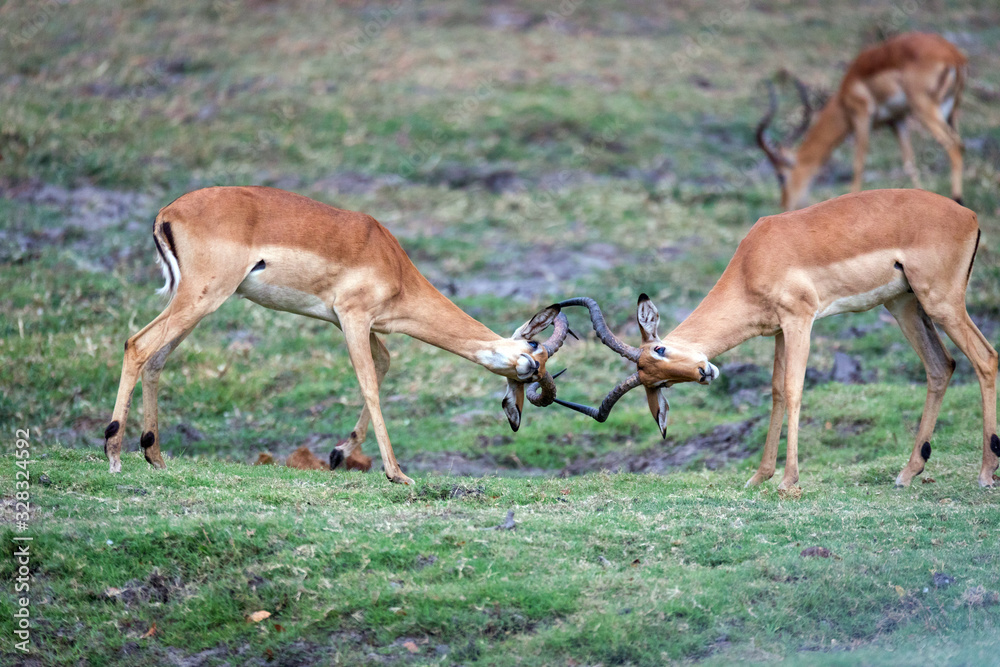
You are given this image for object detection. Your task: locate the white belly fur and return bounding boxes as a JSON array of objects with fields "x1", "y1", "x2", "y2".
[
  {"x1": 815, "y1": 273, "x2": 910, "y2": 320},
  {"x1": 236, "y1": 272, "x2": 340, "y2": 324}
]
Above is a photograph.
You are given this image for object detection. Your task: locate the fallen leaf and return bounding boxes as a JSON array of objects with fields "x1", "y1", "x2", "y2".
[
  {"x1": 247, "y1": 610, "x2": 271, "y2": 623},
  {"x1": 939, "y1": 498, "x2": 953, "y2": 504},
  {"x1": 800, "y1": 546, "x2": 831, "y2": 558},
  {"x1": 631, "y1": 558, "x2": 641, "y2": 566},
  {"x1": 273, "y1": 624, "x2": 284, "y2": 633},
  {"x1": 402, "y1": 640, "x2": 419, "y2": 653},
  {"x1": 389, "y1": 607, "x2": 406, "y2": 616},
  {"x1": 894, "y1": 585, "x2": 906, "y2": 598},
  {"x1": 922, "y1": 477, "x2": 936, "y2": 484},
  {"x1": 104, "y1": 587, "x2": 123, "y2": 598},
  {"x1": 141, "y1": 622, "x2": 156, "y2": 638}
]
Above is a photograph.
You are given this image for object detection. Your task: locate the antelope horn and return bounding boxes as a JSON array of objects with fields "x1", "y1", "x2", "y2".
[
  {"x1": 553, "y1": 372, "x2": 642, "y2": 422},
  {"x1": 555, "y1": 297, "x2": 640, "y2": 362},
  {"x1": 788, "y1": 75, "x2": 813, "y2": 144},
  {"x1": 526, "y1": 368, "x2": 567, "y2": 407},
  {"x1": 755, "y1": 80, "x2": 786, "y2": 173},
  {"x1": 540, "y1": 311, "x2": 571, "y2": 357}
]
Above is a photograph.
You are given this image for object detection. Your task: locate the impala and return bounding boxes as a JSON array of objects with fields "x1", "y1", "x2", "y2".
[
  {"x1": 551, "y1": 190, "x2": 998, "y2": 489},
  {"x1": 103, "y1": 186, "x2": 570, "y2": 485},
  {"x1": 757, "y1": 32, "x2": 967, "y2": 210}
]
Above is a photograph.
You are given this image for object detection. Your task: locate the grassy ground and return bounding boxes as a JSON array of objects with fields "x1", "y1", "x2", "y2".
[{"x1": 2, "y1": 0, "x2": 1000, "y2": 664}]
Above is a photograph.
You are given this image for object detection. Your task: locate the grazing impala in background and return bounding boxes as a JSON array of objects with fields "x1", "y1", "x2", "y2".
[
  {"x1": 757, "y1": 32, "x2": 967, "y2": 210},
  {"x1": 552, "y1": 190, "x2": 998, "y2": 489},
  {"x1": 103, "y1": 186, "x2": 570, "y2": 485}
]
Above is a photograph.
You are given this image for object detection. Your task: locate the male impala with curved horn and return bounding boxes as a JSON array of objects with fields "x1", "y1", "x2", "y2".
[
  {"x1": 103, "y1": 186, "x2": 569, "y2": 485},
  {"x1": 553, "y1": 190, "x2": 998, "y2": 489},
  {"x1": 757, "y1": 32, "x2": 967, "y2": 210}
]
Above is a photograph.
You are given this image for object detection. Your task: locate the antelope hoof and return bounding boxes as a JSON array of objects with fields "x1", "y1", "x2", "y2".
[
  {"x1": 109, "y1": 459, "x2": 122, "y2": 474},
  {"x1": 978, "y1": 473, "x2": 996, "y2": 489},
  {"x1": 776, "y1": 478, "x2": 798, "y2": 492},
  {"x1": 330, "y1": 448, "x2": 345, "y2": 470},
  {"x1": 744, "y1": 471, "x2": 773, "y2": 488},
  {"x1": 388, "y1": 471, "x2": 414, "y2": 486}
]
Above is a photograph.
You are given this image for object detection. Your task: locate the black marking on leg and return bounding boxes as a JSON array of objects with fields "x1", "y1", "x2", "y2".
[
  {"x1": 140, "y1": 431, "x2": 155, "y2": 449},
  {"x1": 921, "y1": 441, "x2": 931, "y2": 462},
  {"x1": 144, "y1": 451, "x2": 154, "y2": 465},
  {"x1": 965, "y1": 229, "x2": 980, "y2": 286},
  {"x1": 105, "y1": 421, "x2": 120, "y2": 439},
  {"x1": 954, "y1": 197, "x2": 963, "y2": 206},
  {"x1": 330, "y1": 449, "x2": 345, "y2": 470},
  {"x1": 990, "y1": 434, "x2": 1000, "y2": 457},
  {"x1": 950, "y1": 358, "x2": 957, "y2": 373},
  {"x1": 894, "y1": 261, "x2": 903, "y2": 270},
  {"x1": 350, "y1": 431, "x2": 358, "y2": 440},
  {"x1": 252, "y1": 259, "x2": 266, "y2": 271},
  {"x1": 124, "y1": 340, "x2": 128, "y2": 352}
]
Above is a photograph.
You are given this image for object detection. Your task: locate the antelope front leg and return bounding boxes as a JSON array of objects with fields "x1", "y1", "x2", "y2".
[
  {"x1": 849, "y1": 114, "x2": 872, "y2": 193},
  {"x1": 330, "y1": 332, "x2": 389, "y2": 473},
  {"x1": 776, "y1": 322, "x2": 812, "y2": 491},
  {"x1": 891, "y1": 119, "x2": 922, "y2": 189},
  {"x1": 746, "y1": 332, "x2": 786, "y2": 487},
  {"x1": 341, "y1": 318, "x2": 413, "y2": 485}
]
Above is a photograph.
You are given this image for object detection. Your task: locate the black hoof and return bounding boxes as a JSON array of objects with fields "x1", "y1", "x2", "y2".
[{"x1": 330, "y1": 448, "x2": 345, "y2": 470}]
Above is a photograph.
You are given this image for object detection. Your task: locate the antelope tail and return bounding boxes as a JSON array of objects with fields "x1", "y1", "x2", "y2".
[{"x1": 152, "y1": 216, "x2": 181, "y2": 300}]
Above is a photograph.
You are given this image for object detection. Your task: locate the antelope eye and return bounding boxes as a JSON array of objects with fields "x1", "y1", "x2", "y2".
[
  {"x1": 654, "y1": 346, "x2": 667, "y2": 357},
  {"x1": 527, "y1": 341, "x2": 539, "y2": 351}
]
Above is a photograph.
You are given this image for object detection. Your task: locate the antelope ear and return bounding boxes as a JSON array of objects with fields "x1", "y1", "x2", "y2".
[
  {"x1": 637, "y1": 293, "x2": 660, "y2": 344},
  {"x1": 502, "y1": 381, "x2": 525, "y2": 432},
  {"x1": 513, "y1": 305, "x2": 561, "y2": 340},
  {"x1": 645, "y1": 386, "x2": 670, "y2": 439}
]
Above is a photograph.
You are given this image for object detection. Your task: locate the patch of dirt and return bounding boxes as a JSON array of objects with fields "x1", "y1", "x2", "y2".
[
  {"x1": 0, "y1": 495, "x2": 39, "y2": 525},
  {"x1": 426, "y1": 242, "x2": 631, "y2": 301},
  {"x1": 104, "y1": 568, "x2": 193, "y2": 607},
  {"x1": 310, "y1": 171, "x2": 406, "y2": 196},
  {"x1": 406, "y1": 451, "x2": 549, "y2": 477},
  {"x1": 405, "y1": 417, "x2": 763, "y2": 478},
  {"x1": 559, "y1": 416, "x2": 764, "y2": 476},
  {"x1": 0, "y1": 180, "x2": 157, "y2": 267}
]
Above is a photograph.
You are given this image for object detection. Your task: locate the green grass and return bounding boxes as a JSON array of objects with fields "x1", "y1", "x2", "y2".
[
  {"x1": 0, "y1": 449, "x2": 998, "y2": 665},
  {"x1": 3, "y1": 0, "x2": 1000, "y2": 664}
]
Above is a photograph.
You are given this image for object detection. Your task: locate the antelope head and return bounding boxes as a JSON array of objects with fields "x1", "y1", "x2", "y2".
[
  {"x1": 499, "y1": 305, "x2": 571, "y2": 431},
  {"x1": 551, "y1": 295, "x2": 719, "y2": 438},
  {"x1": 756, "y1": 73, "x2": 813, "y2": 210}
]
